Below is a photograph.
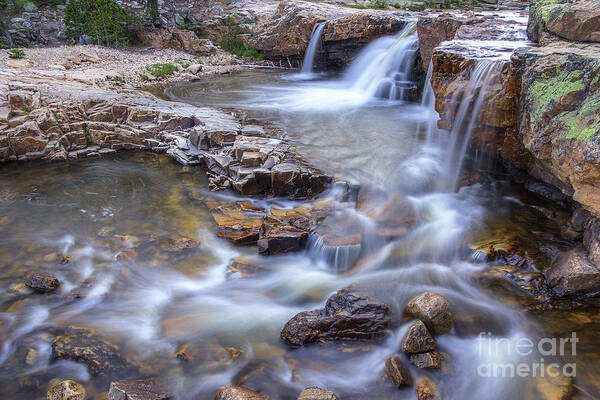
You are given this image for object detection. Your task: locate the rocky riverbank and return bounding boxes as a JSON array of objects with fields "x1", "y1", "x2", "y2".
[
  {"x1": 424, "y1": 2, "x2": 600, "y2": 300},
  {"x1": 2, "y1": 0, "x2": 600, "y2": 399}
]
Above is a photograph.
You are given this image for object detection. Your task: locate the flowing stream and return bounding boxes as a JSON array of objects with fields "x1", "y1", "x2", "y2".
[
  {"x1": 1, "y1": 26, "x2": 599, "y2": 400},
  {"x1": 299, "y1": 22, "x2": 325, "y2": 76}
]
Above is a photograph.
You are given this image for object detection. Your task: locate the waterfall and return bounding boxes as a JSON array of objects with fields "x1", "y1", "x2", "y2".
[
  {"x1": 344, "y1": 22, "x2": 419, "y2": 101},
  {"x1": 300, "y1": 22, "x2": 326, "y2": 74},
  {"x1": 422, "y1": 62, "x2": 440, "y2": 145},
  {"x1": 419, "y1": 60, "x2": 501, "y2": 191},
  {"x1": 275, "y1": 21, "x2": 420, "y2": 108},
  {"x1": 442, "y1": 61, "x2": 501, "y2": 191}
]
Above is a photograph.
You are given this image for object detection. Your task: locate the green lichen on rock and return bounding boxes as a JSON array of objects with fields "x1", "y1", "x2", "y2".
[
  {"x1": 527, "y1": 67, "x2": 585, "y2": 120},
  {"x1": 527, "y1": 0, "x2": 568, "y2": 41},
  {"x1": 540, "y1": 2, "x2": 570, "y2": 25},
  {"x1": 525, "y1": 54, "x2": 600, "y2": 142},
  {"x1": 561, "y1": 92, "x2": 600, "y2": 141}
]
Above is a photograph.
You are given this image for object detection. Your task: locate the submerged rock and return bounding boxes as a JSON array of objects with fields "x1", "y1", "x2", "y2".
[
  {"x1": 281, "y1": 287, "x2": 391, "y2": 346},
  {"x1": 297, "y1": 387, "x2": 340, "y2": 400},
  {"x1": 108, "y1": 378, "x2": 172, "y2": 400},
  {"x1": 227, "y1": 257, "x2": 271, "y2": 278},
  {"x1": 527, "y1": 364, "x2": 573, "y2": 400},
  {"x1": 160, "y1": 237, "x2": 200, "y2": 252},
  {"x1": 385, "y1": 356, "x2": 412, "y2": 388},
  {"x1": 51, "y1": 327, "x2": 131, "y2": 376},
  {"x1": 401, "y1": 320, "x2": 437, "y2": 354},
  {"x1": 25, "y1": 273, "x2": 60, "y2": 292},
  {"x1": 415, "y1": 376, "x2": 441, "y2": 400},
  {"x1": 215, "y1": 385, "x2": 270, "y2": 400},
  {"x1": 209, "y1": 202, "x2": 264, "y2": 245},
  {"x1": 46, "y1": 379, "x2": 85, "y2": 400},
  {"x1": 545, "y1": 247, "x2": 600, "y2": 296},
  {"x1": 405, "y1": 292, "x2": 453, "y2": 335}
]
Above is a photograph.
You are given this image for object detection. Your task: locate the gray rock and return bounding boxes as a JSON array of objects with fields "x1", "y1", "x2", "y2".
[{"x1": 186, "y1": 63, "x2": 203, "y2": 74}]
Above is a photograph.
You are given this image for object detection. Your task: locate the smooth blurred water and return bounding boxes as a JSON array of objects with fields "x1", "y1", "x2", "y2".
[{"x1": 0, "y1": 33, "x2": 599, "y2": 399}]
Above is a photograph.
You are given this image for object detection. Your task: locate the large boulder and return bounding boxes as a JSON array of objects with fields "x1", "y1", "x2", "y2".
[
  {"x1": 138, "y1": 28, "x2": 217, "y2": 55},
  {"x1": 515, "y1": 45, "x2": 600, "y2": 218},
  {"x1": 416, "y1": 14, "x2": 464, "y2": 71},
  {"x1": 401, "y1": 320, "x2": 437, "y2": 354},
  {"x1": 545, "y1": 247, "x2": 600, "y2": 296},
  {"x1": 545, "y1": 1, "x2": 600, "y2": 42},
  {"x1": 250, "y1": 0, "x2": 408, "y2": 68},
  {"x1": 405, "y1": 292, "x2": 453, "y2": 335},
  {"x1": 281, "y1": 287, "x2": 391, "y2": 346},
  {"x1": 321, "y1": 14, "x2": 408, "y2": 69},
  {"x1": 108, "y1": 379, "x2": 172, "y2": 400},
  {"x1": 528, "y1": 0, "x2": 600, "y2": 43},
  {"x1": 297, "y1": 387, "x2": 340, "y2": 400},
  {"x1": 215, "y1": 385, "x2": 270, "y2": 400}
]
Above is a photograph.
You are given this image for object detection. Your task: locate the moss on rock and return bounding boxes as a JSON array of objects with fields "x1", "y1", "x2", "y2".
[{"x1": 525, "y1": 55, "x2": 599, "y2": 142}]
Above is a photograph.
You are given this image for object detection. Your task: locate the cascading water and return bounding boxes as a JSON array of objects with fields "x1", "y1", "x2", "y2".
[
  {"x1": 343, "y1": 21, "x2": 419, "y2": 101},
  {"x1": 266, "y1": 21, "x2": 420, "y2": 109},
  {"x1": 300, "y1": 22, "x2": 325, "y2": 75},
  {"x1": 438, "y1": 61, "x2": 501, "y2": 191},
  {"x1": 3, "y1": 13, "x2": 593, "y2": 400}
]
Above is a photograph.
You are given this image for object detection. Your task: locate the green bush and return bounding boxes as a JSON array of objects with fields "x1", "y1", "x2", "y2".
[
  {"x1": 64, "y1": 0, "x2": 140, "y2": 47},
  {"x1": 220, "y1": 37, "x2": 263, "y2": 59},
  {"x1": 219, "y1": 13, "x2": 263, "y2": 59},
  {"x1": 7, "y1": 48, "x2": 25, "y2": 58},
  {"x1": 145, "y1": 62, "x2": 178, "y2": 77}
]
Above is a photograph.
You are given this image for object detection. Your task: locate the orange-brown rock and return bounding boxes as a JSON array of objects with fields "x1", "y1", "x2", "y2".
[
  {"x1": 209, "y1": 202, "x2": 264, "y2": 245},
  {"x1": 385, "y1": 355, "x2": 413, "y2": 388},
  {"x1": 415, "y1": 376, "x2": 441, "y2": 400},
  {"x1": 215, "y1": 385, "x2": 270, "y2": 400}
]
